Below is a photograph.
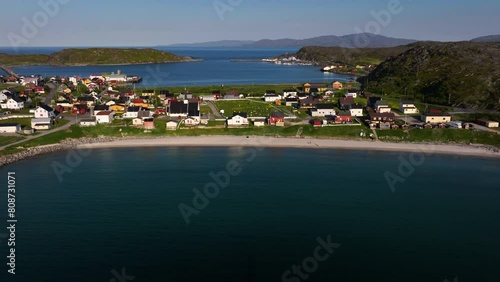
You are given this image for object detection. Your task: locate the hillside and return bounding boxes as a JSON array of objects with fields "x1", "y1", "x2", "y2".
[
  {"x1": 363, "y1": 42, "x2": 500, "y2": 110},
  {"x1": 471, "y1": 35, "x2": 500, "y2": 43},
  {"x1": 0, "y1": 48, "x2": 194, "y2": 66},
  {"x1": 245, "y1": 33, "x2": 417, "y2": 48},
  {"x1": 282, "y1": 44, "x2": 416, "y2": 66},
  {"x1": 166, "y1": 40, "x2": 255, "y2": 47}
]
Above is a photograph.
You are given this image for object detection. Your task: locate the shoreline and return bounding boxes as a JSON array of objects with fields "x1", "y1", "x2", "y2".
[
  {"x1": 77, "y1": 136, "x2": 500, "y2": 158},
  {"x1": 1, "y1": 136, "x2": 499, "y2": 168}
]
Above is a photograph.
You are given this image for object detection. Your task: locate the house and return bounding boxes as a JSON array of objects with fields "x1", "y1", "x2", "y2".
[
  {"x1": 158, "y1": 90, "x2": 171, "y2": 100},
  {"x1": 349, "y1": 103, "x2": 364, "y2": 117},
  {"x1": 79, "y1": 119, "x2": 97, "y2": 127},
  {"x1": 268, "y1": 111, "x2": 285, "y2": 126},
  {"x1": 132, "y1": 118, "x2": 144, "y2": 126},
  {"x1": 123, "y1": 106, "x2": 141, "y2": 119},
  {"x1": 96, "y1": 111, "x2": 114, "y2": 124},
  {"x1": 311, "y1": 104, "x2": 336, "y2": 117},
  {"x1": 224, "y1": 91, "x2": 241, "y2": 100},
  {"x1": 76, "y1": 96, "x2": 96, "y2": 107},
  {"x1": 0, "y1": 90, "x2": 12, "y2": 102},
  {"x1": 21, "y1": 77, "x2": 39, "y2": 86},
  {"x1": 166, "y1": 121, "x2": 178, "y2": 130},
  {"x1": 303, "y1": 83, "x2": 327, "y2": 94},
  {"x1": 399, "y1": 100, "x2": 419, "y2": 114},
  {"x1": 34, "y1": 86, "x2": 45, "y2": 94},
  {"x1": 31, "y1": 118, "x2": 53, "y2": 130},
  {"x1": 476, "y1": 119, "x2": 499, "y2": 128},
  {"x1": 379, "y1": 122, "x2": 392, "y2": 130},
  {"x1": 93, "y1": 105, "x2": 110, "y2": 116},
  {"x1": 132, "y1": 98, "x2": 149, "y2": 108},
  {"x1": 264, "y1": 93, "x2": 281, "y2": 102},
  {"x1": 367, "y1": 97, "x2": 382, "y2": 109},
  {"x1": 143, "y1": 118, "x2": 155, "y2": 129},
  {"x1": 35, "y1": 104, "x2": 55, "y2": 119},
  {"x1": 283, "y1": 89, "x2": 298, "y2": 98},
  {"x1": 142, "y1": 89, "x2": 155, "y2": 97},
  {"x1": 369, "y1": 112, "x2": 396, "y2": 124},
  {"x1": 375, "y1": 100, "x2": 391, "y2": 113},
  {"x1": 227, "y1": 112, "x2": 249, "y2": 126},
  {"x1": 335, "y1": 111, "x2": 353, "y2": 123},
  {"x1": 339, "y1": 97, "x2": 355, "y2": 110},
  {"x1": 297, "y1": 92, "x2": 309, "y2": 100},
  {"x1": 184, "y1": 117, "x2": 200, "y2": 126},
  {"x1": 212, "y1": 90, "x2": 222, "y2": 100},
  {"x1": 285, "y1": 97, "x2": 299, "y2": 107},
  {"x1": 311, "y1": 119, "x2": 323, "y2": 127},
  {"x1": 1, "y1": 97, "x2": 24, "y2": 110},
  {"x1": 299, "y1": 97, "x2": 319, "y2": 109},
  {"x1": 168, "y1": 101, "x2": 200, "y2": 117},
  {"x1": 72, "y1": 104, "x2": 89, "y2": 115},
  {"x1": 346, "y1": 90, "x2": 358, "y2": 98},
  {"x1": 180, "y1": 91, "x2": 193, "y2": 100},
  {"x1": 421, "y1": 112, "x2": 452, "y2": 124},
  {"x1": 332, "y1": 81, "x2": 344, "y2": 90},
  {"x1": 253, "y1": 118, "x2": 266, "y2": 127},
  {"x1": 0, "y1": 123, "x2": 21, "y2": 133}
]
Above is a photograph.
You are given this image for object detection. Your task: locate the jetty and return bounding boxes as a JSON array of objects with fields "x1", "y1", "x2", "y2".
[{"x1": 0, "y1": 65, "x2": 20, "y2": 79}]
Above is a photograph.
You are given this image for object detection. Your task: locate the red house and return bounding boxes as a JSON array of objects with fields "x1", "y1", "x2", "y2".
[
  {"x1": 34, "y1": 86, "x2": 45, "y2": 94},
  {"x1": 268, "y1": 111, "x2": 285, "y2": 125},
  {"x1": 72, "y1": 104, "x2": 88, "y2": 115},
  {"x1": 335, "y1": 111, "x2": 353, "y2": 123}
]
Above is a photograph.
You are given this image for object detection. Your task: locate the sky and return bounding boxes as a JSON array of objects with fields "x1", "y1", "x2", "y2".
[{"x1": 0, "y1": 0, "x2": 499, "y2": 47}]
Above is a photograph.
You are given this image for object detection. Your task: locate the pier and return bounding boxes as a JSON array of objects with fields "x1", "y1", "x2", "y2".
[{"x1": 0, "y1": 65, "x2": 20, "y2": 79}]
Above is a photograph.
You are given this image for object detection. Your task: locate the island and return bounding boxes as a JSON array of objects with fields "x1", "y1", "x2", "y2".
[{"x1": 0, "y1": 48, "x2": 198, "y2": 67}]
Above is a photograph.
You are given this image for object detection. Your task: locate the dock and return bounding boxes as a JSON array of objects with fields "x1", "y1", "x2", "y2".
[{"x1": 0, "y1": 65, "x2": 20, "y2": 79}]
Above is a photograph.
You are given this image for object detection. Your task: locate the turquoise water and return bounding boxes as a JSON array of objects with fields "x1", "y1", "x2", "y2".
[
  {"x1": 2, "y1": 47, "x2": 354, "y2": 87},
  {"x1": 0, "y1": 147, "x2": 499, "y2": 282}
]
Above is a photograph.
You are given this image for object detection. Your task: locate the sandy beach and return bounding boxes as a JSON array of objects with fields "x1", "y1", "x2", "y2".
[{"x1": 77, "y1": 136, "x2": 500, "y2": 158}]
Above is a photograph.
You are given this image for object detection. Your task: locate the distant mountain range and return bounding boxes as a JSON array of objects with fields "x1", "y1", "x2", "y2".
[
  {"x1": 167, "y1": 33, "x2": 500, "y2": 48},
  {"x1": 167, "y1": 33, "x2": 417, "y2": 48},
  {"x1": 470, "y1": 35, "x2": 500, "y2": 43}
]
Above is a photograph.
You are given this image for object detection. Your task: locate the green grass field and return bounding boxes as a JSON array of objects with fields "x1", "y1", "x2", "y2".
[
  {"x1": 0, "y1": 136, "x2": 24, "y2": 146},
  {"x1": 213, "y1": 100, "x2": 284, "y2": 117},
  {"x1": 377, "y1": 128, "x2": 500, "y2": 146}
]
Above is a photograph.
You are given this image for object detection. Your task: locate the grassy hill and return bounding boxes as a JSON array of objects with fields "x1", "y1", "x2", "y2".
[
  {"x1": 363, "y1": 42, "x2": 500, "y2": 110},
  {"x1": 0, "y1": 48, "x2": 194, "y2": 66}
]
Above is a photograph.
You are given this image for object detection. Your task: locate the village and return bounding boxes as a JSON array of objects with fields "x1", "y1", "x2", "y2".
[{"x1": 0, "y1": 74, "x2": 499, "y2": 140}]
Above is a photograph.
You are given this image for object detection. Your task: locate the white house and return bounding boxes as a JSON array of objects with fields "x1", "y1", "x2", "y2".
[
  {"x1": 96, "y1": 111, "x2": 114, "y2": 124},
  {"x1": 227, "y1": 112, "x2": 249, "y2": 126},
  {"x1": 31, "y1": 118, "x2": 53, "y2": 130},
  {"x1": 1, "y1": 97, "x2": 24, "y2": 110},
  {"x1": 375, "y1": 100, "x2": 391, "y2": 113},
  {"x1": 166, "y1": 121, "x2": 178, "y2": 130},
  {"x1": 122, "y1": 107, "x2": 141, "y2": 119},
  {"x1": 21, "y1": 77, "x2": 38, "y2": 86},
  {"x1": 263, "y1": 93, "x2": 281, "y2": 102},
  {"x1": 311, "y1": 104, "x2": 336, "y2": 117},
  {"x1": 349, "y1": 105, "x2": 364, "y2": 117},
  {"x1": 35, "y1": 105, "x2": 55, "y2": 119},
  {"x1": 283, "y1": 90, "x2": 298, "y2": 98},
  {"x1": 184, "y1": 117, "x2": 200, "y2": 126},
  {"x1": 79, "y1": 119, "x2": 97, "y2": 127},
  {"x1": 0, "y1": 90, "x2": 12, "y2": 102},
  {"x1": 399, "y1": 100, "x2": 419, "y2": 114},
  {"x1": 346, "y1": 91, "x2": 358, "y2": 98},
  {"x1": 0, "y1": 123, "x2": 21, "y2": 133},
  {"x1": 132, "y1": 118, "x2": 144, "y2": 126}
]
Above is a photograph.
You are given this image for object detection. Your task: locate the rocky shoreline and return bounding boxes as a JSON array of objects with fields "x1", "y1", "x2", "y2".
[{"x1": 0, "y1": 137, "x2": 118, "y2": 168}]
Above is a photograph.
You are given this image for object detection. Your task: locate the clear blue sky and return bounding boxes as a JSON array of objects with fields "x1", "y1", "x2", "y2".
[{"x1": 1, "y1": 0, "x2": 498, "y2": 47}]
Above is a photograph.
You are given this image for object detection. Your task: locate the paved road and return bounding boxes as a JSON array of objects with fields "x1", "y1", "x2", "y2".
[
  {"x1": 0, "y1": 117, "x2": 76, "y2": 150},
  {"x1": 44, "y1": 83, "x2": 57, "y2": 105},
  {"x1": 205, "y1": 101, "x2": 225, "y2": 119}
]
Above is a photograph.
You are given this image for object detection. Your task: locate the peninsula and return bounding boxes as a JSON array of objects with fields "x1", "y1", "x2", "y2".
[{"x1": 0, "y1": 48, "x2": 197, "y2": 66}]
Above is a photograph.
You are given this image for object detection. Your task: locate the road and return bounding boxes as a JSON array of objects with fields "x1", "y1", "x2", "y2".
[
  {"x1": 44, "y1": 83, "x2": 57, "y2": 105},
  {"x1": 0, "y1": 117, "x2": 76, "y2": 151},
  {"x1": 205, "y1": 101, "x2": 225, "y2": 119}
]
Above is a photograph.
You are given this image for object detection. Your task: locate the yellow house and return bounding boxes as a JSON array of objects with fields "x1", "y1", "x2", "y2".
[
  {"x1": 303, "y1": 83, "x2": 327, "y2": 94},
  {"x1": 332, "y1": 81, "x2": 344, "y2": 90},
  {"x1": 109, "y1": 104, "x2": 125, "y2": 112}
]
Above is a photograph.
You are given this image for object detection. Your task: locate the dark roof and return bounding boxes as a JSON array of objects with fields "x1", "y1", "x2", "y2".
[
  {"x1": 169, "y1": 101, "x2": 187, "y2": 114},
  {"x1": 316, "y1": 103, "x2": 336, "y2": 109},
  {"x1": 0, "y1": 123, "x2": 20, "y2": 127},
  {"x1": 12, "y1": 97, "x2": 24, "y2": 102},
  {"x1": 283, "y1": 89, "x2": 296, "y2": 92},
  {"x1": 297, "y1": 92, "x2": 308, "y2": 97},
  {"x1": 270, "y1": 111, "x2": 285, "y2": 118},
  {"x1": 265, "y1": 90, "x2": 276, "y2": 94},
  {"x1": 368, "y1": 97, "x2": 382, "y2": 103},
  {"x1": 264, "y1": 93, "x2": 280, "y2": 97},
  {"x1": 127, "y1": 106, "x2": 141, "y2": 112},
  {"x1": 159, "y1": 90, "x2": 170, "y2": 95},
  {"x1": 232, "y1": 112, "x2": 248, "y2": 118},
  {"x1": 94, "y1": 105, "x2": 109, "y2": 111},
  {"x1": 77, "y1": 96, "x2": 95, "y2": 101},
  {"x1": 337, "y1": 111, "x2": 352, "y2": 116},
  {"x1": 39, "y1": 104, "x2": 54, "y2": 112},
  {"x1": 188, "y1": 102, "x2": 200, "y2": 116},
  {"x1": 285, "y1": 97, "x2": 298, "y2": 102},
  {"x1": 350, "y1": 103, "x2": 364, "y2": 109}
]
